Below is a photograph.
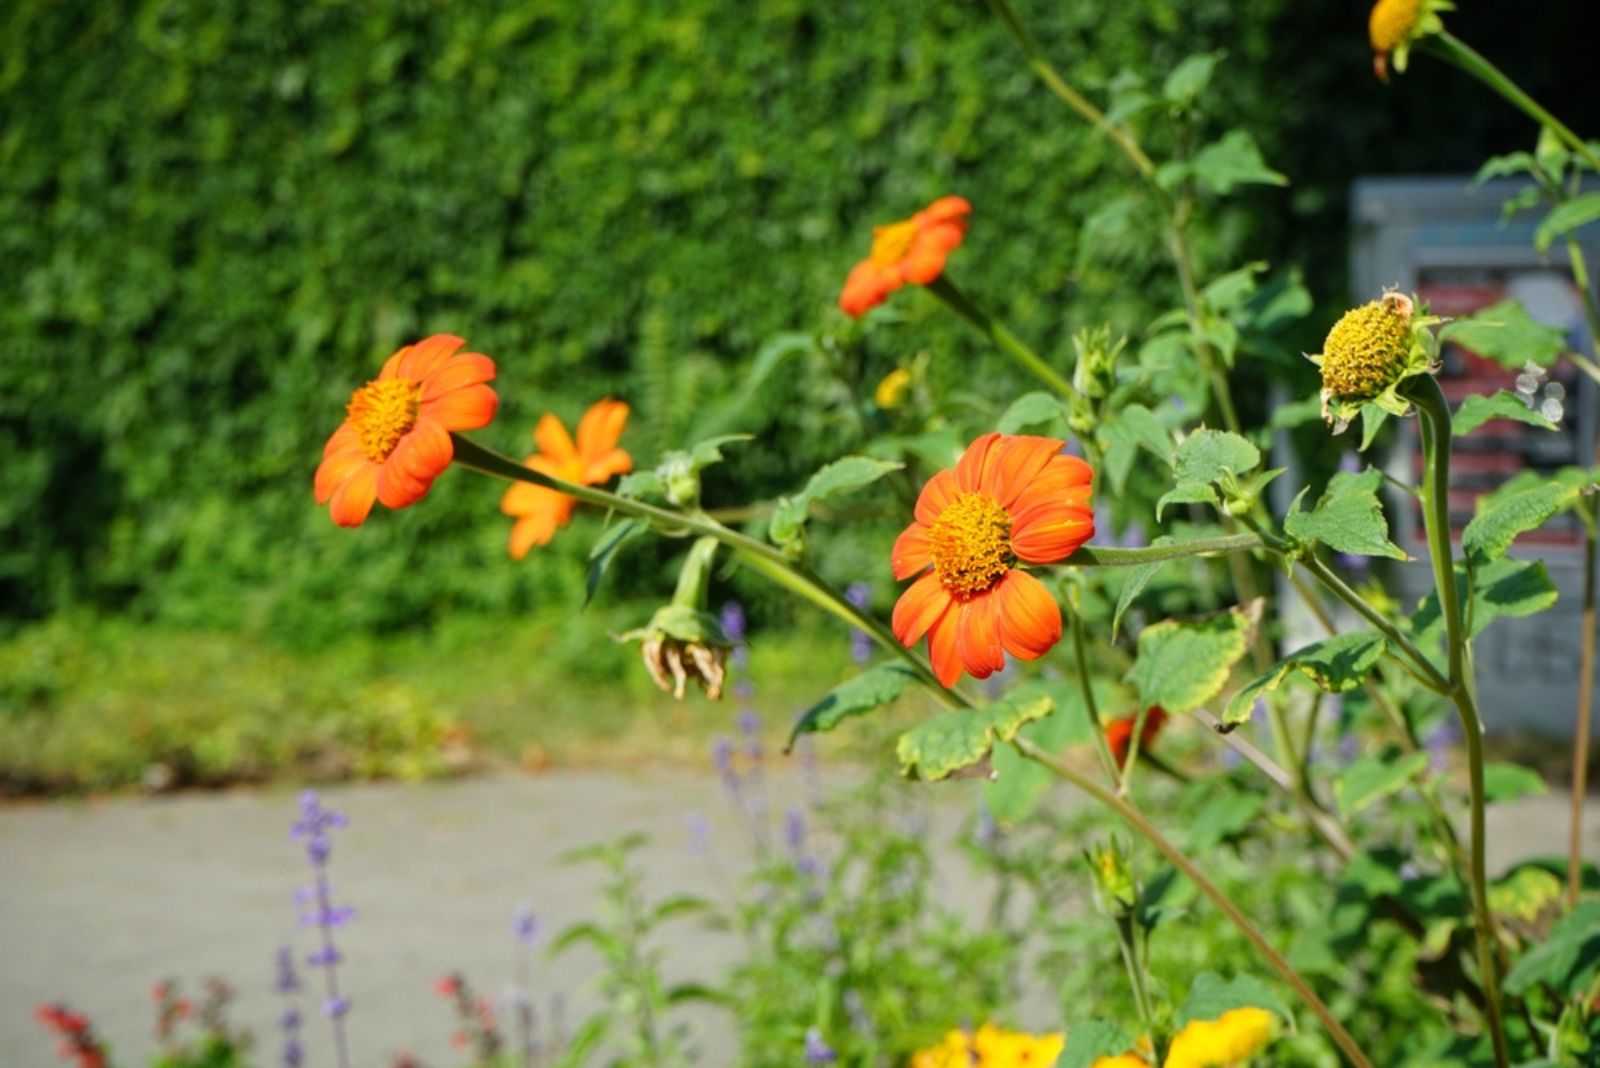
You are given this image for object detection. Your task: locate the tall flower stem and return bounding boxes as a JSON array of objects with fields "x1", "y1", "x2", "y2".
[
  {"x1": 1573, "y1": 505, "x2": 1597, "y2": 908},
  {"x1": 923, "y1": 276, "x2": 1076, "y2": 398},
  {"x1": 1422, "y1": 33, "x2": 1600, "y2": 175},
  {"x1": 1012, "y1": 735, "x2": 1374, "y2": 1068},
  {"x1": 1069, "y1": 607, "x2": 1121, "y2": 782},
  {"x1": 1403, "y1": 375, "x2": 1510, "y2": 1068}
]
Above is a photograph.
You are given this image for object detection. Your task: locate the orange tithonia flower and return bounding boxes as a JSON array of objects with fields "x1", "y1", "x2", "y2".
[
  {"x1": 891, "y1": 433, "x2": 1095, "y2": 687},
  {"x1": 839, "y1": 195, "x2": 971, "y2": 318},
  {"x1": 315, "y1": 334, "x2": 498, "y2": 528},
  {"x1": 1106, "y1": 706, "x2": 1170, "y2": 765},
  {"x1": 500, "y1": 399, "x2": 632, "y2": 558}
]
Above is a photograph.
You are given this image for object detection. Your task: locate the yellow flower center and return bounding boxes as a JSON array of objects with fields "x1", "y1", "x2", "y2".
[
  {"x1": 929, "y1": 492, "x2": 1013, "y2": 599},
  {"x1": 1369, "y1": 0, "x2": 1421, "y2": 54},
  {"x1": 1320, "y1": 295, "x2": 1413, "y2": 401},
  {"x1": 869, "y1": 219, "x2": 918, "y2": 267},
  {"x1": 347, "y1": 378, "x2": 421, "y2": 462}
]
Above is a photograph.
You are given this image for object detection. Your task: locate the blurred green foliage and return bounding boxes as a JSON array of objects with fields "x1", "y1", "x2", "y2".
[{"x1": 3, "y1": 0, "x2": 1597, "y2": 644}]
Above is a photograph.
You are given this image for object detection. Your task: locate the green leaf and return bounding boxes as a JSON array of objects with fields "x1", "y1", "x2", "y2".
[
  {"x1": 1184, "y1": 781, "x2": 1266, "y2": 852},
  {"x1": 1440, "y1": 300, "x2": 1568, "y2": 370},
  {"x1": 1503, "y1": 902, "x2": 1600, "y2": 997},
  {"x1": 786, "y1": 662, "x2": 919, "y2": 750},
  {"x1": 1175, "y1": 971, "x2": 1292, "y2": 1027},
  {"x1": 1061, "y1": 1020, "x2": 1136, "y2": 1068},
  {"x1": 1188, "y1": 130, "x2": 1288, "y2": 196},
  {"x1": 997, "y1": 391, "x2": 1071, "y2": 435},
  {"x1": 1462, "y1": 481, "x2": 1582, "y2": 563},
  {"x1": 1283, "y1": 468, "x2": 1407, "y2": 560},
  {"x1": 585, "y1": 518, "x2": 647, "y2": 606},
  {"x1": 897, "y1": 686, "x2": 1055, "y2": 782},
  {"x1": 743, "y1": 332, "x2": 816, "y2": 395},
  {"x1": 1112, "y1": 536, "x2": 1176, "y2": 639},
  {"x1": 984, "y1": 680, "x2": 1095, "y2": 824},
  {"x1": 1156, "y1": 481, "x2": 1219, "y2": 520},
  {"x1": 1223, "y1": 630, "x2": 1388, "y2": 728},
  {"x1": 616, "y1": 470, "x2": 665, "y2": 500},
  {"x1": 1414, "y1": 558, "x2": 1560, "y2": 642},
  {"x1": 1535, "y1": 191, "x2": 1600, "y2": 254},
  {"x1": 1484, "y1": 762, "x2": 1548, "y2": 804},
  {"x1": 769, "y1": 455, "x2": 902, "y2": 553},
  {"x1": 1173, "y1": 428, "x2": 1261, "y2": 485},
  {"x1": 1267, "y1": 395, "x2": 1323, "y2": 431},
  {"x1": 1335, "y1": 751, "x2": 1430, "y2": 817},
  {"x1": 1125, "y1": 608, "x2": 1253, "y2": 714},
  {"x1": 1163, "y1": 52, "x2": 1220, "y2": 105},
  {"x1": 1452, "y1": 391, "x2": 1559, "y2": 436}
]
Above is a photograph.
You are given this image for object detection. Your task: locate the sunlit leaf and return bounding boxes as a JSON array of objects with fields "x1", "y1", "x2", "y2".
[
  {"x1": 1188, "y1": 131, "x2": 1288, "y2": 196},
  {"x1": 1440, "y1": 300, "x2": 1567, "y2": 369},
  {"x1": 897, "y1": 686, "x2": 1054, "y2": 782},
  {"x1": 1462, "y1": 481, "x2": 1582, "y2": 563},
  {"x1": 1223, "y1": 630, "x2": 1388, "y2": 728},
  {"x1": 787, "y1": 662, "x2": 920, "y2": 750},
  {"x1": 1452, "y1": 391, "x2": 1558, "y2": 436},
  {"x1": 1283, "y1": 468, "x2": 1407, "y2": 560},
  {"x1": 1335, "y1": 750, "x2": 1430, "y2": 816},
  {"x1": 1175, "y1": 971, "x2": 1292, "y2": 1027},
  {"x1": 1126, "y1": 608, "x2": 1253, "y2": 714}
]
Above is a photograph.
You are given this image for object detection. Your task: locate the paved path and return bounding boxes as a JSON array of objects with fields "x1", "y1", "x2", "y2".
[{"x1": 2, "y1": 771, "x2": 1596, "y2": 1068}]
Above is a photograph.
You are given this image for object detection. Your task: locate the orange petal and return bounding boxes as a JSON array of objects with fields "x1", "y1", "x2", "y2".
[
  {"x1": 321, "y1": 421, "x2": 360, "y2": 459},
  {"x1": 1011, "y1": 455, "x2": 1094, "y2": 511},
  {"x1": 398, "y1": 334, "x2": 466, "y2": 381},
  {"x1": 892, "y1": 571, "x2": 952, "y2": 647},
  {"x1": 576, "y1": 400, "x2": 628, "y2": 459},
  {"x1": 328, "y1": 464, "x2": 379, "y2": 527},
  {"x1": 375, "y1": 454, "x2": 430, "y2": 509},
  {"x1": 397, "y1": 419, "x2": 454, "y2": 482},
  {"x1": 995, "y1": 570, "x2": 1062, "y2": 661},
  {"x1": 927, "y1": 606, "x2": 964, "y2": 688},
  {"x1": 582, "y1": 447, "x2": 633, "y2": 484},
  {"x1": 983, "y1": 435, "x2": 1065, "y2": 509},
  {"x1": 891, "y1": 523, "x2": 934, "y2": 580},
  {"x1": 419, "y1": 352, "x2": 496, "y2": 403},
  {"x1": 914, "y1": 468, "x2": 960, "y2": 526},
  {"x1": 915, "y1": 195, "x2": 972, "y2": 232},
  {"x1": 1010, "y1": 502, "x2": 1095, "y2": 564},
  {"x1": 314, "y1": 446, "x2": 368, "y2": 505},
  {"x1": 533, "y1": 413, "x2": 577, "y2": 465},
  {"x1": 508, "y1": 509, "x2": 564, "y2": 558},
  {"x1": 955, "y1": 432, "x2": 1002, "y2": 493},
  {"x1": 956, "y1": 592, "x2": 1005, "y2": 680},
  {"x1": 899, "y1": 246, "x2": 950, "y2": 286},
  {"x1": 423, "y1": 383, "x2": 498, "y2": 432},
  {"x1": 840, "y1": 260, "x2": 896, "y2": 318}
]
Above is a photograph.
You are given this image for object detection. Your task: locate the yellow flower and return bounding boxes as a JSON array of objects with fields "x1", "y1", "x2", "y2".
[
  {"x1": 910, "y1": 1024, "x2": 1064, "y2": 1067},
  {"x1": 1164, "y1": 1007, "x2": 1277, "y2": 1068},
  {"x1": 1368, "y1": 0, "x2": 1453, "y2": 79},
  {"x1": 1091, "y1": 1056, "x2": 1151, "y2": 1068},
  {"x1": 1306, "y1": 291, "x2": 1440, "y2": 435},
  {"x1": 875, "y1": 367, "x2": 914, "y2": 409}
]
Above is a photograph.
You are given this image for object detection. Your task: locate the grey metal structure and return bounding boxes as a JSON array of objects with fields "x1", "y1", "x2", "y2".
[{"x1": 1342, "y1": 175, "x2": 1600, "y2": 734}]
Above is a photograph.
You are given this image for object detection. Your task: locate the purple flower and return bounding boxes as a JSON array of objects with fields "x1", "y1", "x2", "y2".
[
  {"x1": 274, "y1": 946, "x2": 301, "y2": 995},
  {"x1": 713, "y1": 736, "x2": 737, "y2": 790},
  {"x1": 720, "y1": 601, "x2": 747, "y2": 643},
  {"x1": 783, "y1": 807, "x2": 806, "y2": 852},
  {"x1": 512, "y1": 903, "x2": 541, "y2": 949},
  {"x1": 291, "y1": 791, "x2": 354, "y2": 1068},
  {"x1": 845, "y1": 583, "x2": 874, "y2": 663},
  {"x1": 322, "y1": 997, "x2": 350, "y2": 1019},
  {"x1": 1424, "y1": 717, "x2": 1460, "y2": 774},
  {"x1": 804, "y1": 1027, "x2": 837, "y2": 1065},
  {"x1": 685, "y1": 812, "x2": 712, "y2": 854},
  {"x1": 275, "y1": 945, "x2": 305, "y2": 1068},
  {"x1": 973, "y1": 799, "x2": 999, "y2": 851},
  {"x1": 305, "y1": 946, "x2": 343, "y2": 967}
]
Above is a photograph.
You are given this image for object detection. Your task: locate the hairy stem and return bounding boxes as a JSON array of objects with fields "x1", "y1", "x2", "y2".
[{"x1": 925, "y1": 275, "x2": 1076, "y2": 398}]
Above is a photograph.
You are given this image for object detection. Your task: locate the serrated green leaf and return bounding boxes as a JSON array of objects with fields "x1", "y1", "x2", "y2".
[
  {"x1": 896, "y1": 687, "x2": 1054, "y2": 782},
  {"x1": 1125, "y1": 609, "x2": 1252, "y2": 714},
  {"x1": 1156, "y1": 482, "x2": 1218, "y2": 520},
  {"x1": 769, "y1": 455, "x2": 902, "y2": 552},
  {"x1": 1452, "y1": 391, "x2": 1559, "y2": 436},
  {"x1": 1440, "y1": 300, "x2": 1568, "y2": 369},
  {"x1": 1489, "y1": 865, "x2": 1563, "y2": 928},
  {"x1": 1335, "y1": 751, "x2": 1430, "y2": 817},
  {"x1": 1414, "y1": 558, "x2": 1560, "y2": 642},
  {"x1": 1283, "y1": 467, "x2": 1407, "y2": 560},
  {"x1": 1535, "y1": 191, "x2": 1600, "y2": 254},
  {"x1": 1173, "y1": 428, "x2": 1261, "y2": 485},
  {"x1": 786, "y1": 662, "x2": 919, "y2": 750},
  {"x1": 1163, "y1": 52, "x2": 1220, "y2": 105},
  {"x1": 1112, "y1": 536, "x2": 1176, "y2": 638},
  {"x1": 1175, "y1": 971, "x2": 1292, "y2": 1027},
  {"x1": 1189, "y1": 130, "x2": 1287, "y2": 196},
  {"x1": 997, "y1": 391, "x2": 1071, "y2": 435},
  {"x1": 1184, "y1": 781, "x2": 1266, "y2": 852},
  {"x1": 1484, "y1": 762, "x2": 1548, "y2": 804},
  {"x1": 1503, "y1": 902, "x2": 1600, "y2": 997},
  {"x1": 1061, "y1": 1020, "x2": 1136, "y2": 1068},
  {"x1": 984, "y1": 680, "x2": 1095, "y2": 824},
  {"x1": 1462, "y1": 481, "x2": 1582, "y2": 563},
  {"x1": 1223, "y1": 630, "x2": 1388, "y2": 727},
  {"x1": 585, "y1": 517, "x2": 647, "y2": 606}
]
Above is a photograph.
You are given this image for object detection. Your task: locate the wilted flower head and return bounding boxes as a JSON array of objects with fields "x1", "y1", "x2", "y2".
[
  {"x1": 1308, "y1": 292, "x2": 1440, "y2": 434},
  {"x1": 621, "y1": 604, "x2": 731, "y2": 700},
  {"x1": 1369, "y1": 0, "x2": 1453, "y2": 79}
]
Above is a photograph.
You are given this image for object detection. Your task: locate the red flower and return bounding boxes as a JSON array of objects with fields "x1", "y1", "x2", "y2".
[
  {"x1": 1106, "y1": 707, "x2": 1169, "y2": 765},
  {"x1": 315, "y1": 334, "x2": 498, "y2": 527},
  {"x1": 891, "y1": 433, "x2": 1095, "y2": 687},
  {"x1": 839, "y1": 196, "x2": 971, "y2": 318}
]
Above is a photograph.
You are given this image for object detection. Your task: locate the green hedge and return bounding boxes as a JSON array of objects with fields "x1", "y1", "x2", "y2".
[{"x1": 2, "y1": 0, "x2": 1593, "y2": 641}]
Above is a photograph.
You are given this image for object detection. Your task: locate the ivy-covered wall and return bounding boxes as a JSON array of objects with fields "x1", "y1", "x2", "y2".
[{"x1": 3, "y1": 0, "x2": 1594, "y2": 641}]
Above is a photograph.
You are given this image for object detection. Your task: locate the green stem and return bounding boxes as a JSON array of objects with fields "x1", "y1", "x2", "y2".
[
  {"x1": 1298, "y1": 553, "x2": 1453, "y2": 695},
  {"x1": 1063, "y1": 534, "x2": 1267, "y2": 568},
  {"x1": 1012, "y1": 736, "x2": 1375, "y2": 1068},
  {"x1": 1424, "y1": 33, "x2": 1600, "y2": 175},
  {"x1": 1403, "y1": 375, "x2": 1511, "y2": 1068},
  {"x1": 983, "y1": 0, "x2": 1157, "y2": 181},
  {"x1": 1572, "y1": 508, "x2": 1596, "y2": 908},
  {"x1": 1114, "y1": 913, "x2": 1156, "y2": 1035},
  {"x1": 1071, "y1": 607, "x2": 1121, "y2": 782},
  {"x1": 924, "y1": 275, "x2": 1076, "y2": 398}
]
